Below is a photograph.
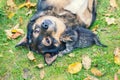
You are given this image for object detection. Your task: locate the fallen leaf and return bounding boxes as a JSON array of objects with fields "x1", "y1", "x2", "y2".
[
  {"x1": 7, "y1": 12, "x2": 15, "y2": 19},
  {"x1": 68, "y1": 62, "x2": 82, "y2": 74},
  {"x1": 84, "y1": 75, "x2": 99, "y2": 80},
  {"x1": 114, "y1": 47, "x2": 120, "y2": 56},
  {"x1": 7, "y1": 0, "x2": 16, "y2": 8},
  {"x1": 105, "y1": 17, "x2": 116, "y2": 25},
  {"x1": 27, "y1": 51, "x2": 36, "y2": 61},
  {"x1": 82, "y1": 54, "x2": 92, "y2": 70},
  {"x1": 23, "y1": 68, "x2": 30, "y2": 79},
  {"x1": 114, "y1": 73, "x2": 118, "y2": 80},
  {"x1": 40, "y1": 70, "x2": 45, "y2": 79},
  {"x1": 18, "y1": 2, "x2": 36, "y2": 9},
  {"x1": 5, "y1": 24, "x2": 24, "y2": 39},
  {"x1": 11, "y1": 32, "x2": 22, "y2": 39},
  {"x1": 92, "y1": 25, "x2": 98, "y2": 34},
  {"x1": 91, "y1": 68, "x2": 103, "y2": 77},
  {"x1": 26, "y1": 10, "x2": 32, "y2": 16},
  {"x1": 68, "y1": 53, "x2": 75, "y2": 57},
  {"x1": 110, "y1": 0, "x2": 118, "y2": 8},
  {"x1": 37, "y1": 63, "x2": 44, "y2": 69},
  {"x1": 5, "y1": 30, "x2": 13, "y2": 39},
  {"x1": 114, "y1": 48, "x2": 120, "y2": 65}
]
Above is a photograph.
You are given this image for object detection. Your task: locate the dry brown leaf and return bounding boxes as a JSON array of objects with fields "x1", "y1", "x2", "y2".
[
  {"x1": 82, "y1": 54, "x2": 92, "y2": 70},
  {"x1": 37, "y1": 64, "x2": 44, "y2": 69},
  {"x1": 91, "y1": 68, "x2": 103, "y2": 77},
  {"x1": 27, "y1": 51, "x2": 36, "y2": 61},
  {"x1": 40, "y1": 70, "x2": 45, "y2": 79},
  {"x1": 7, "y1": 0, "x2": 16, "y2": 8},
  {"x1": 68, "y1": 62, "x2": 82, "y2": 74},
  {"x1": 23, "y1": 68, "x2": 30, "y2": 79},
  {"x1": 68, "y1": 53, "x2": 75, "y2": 57},
  {"x1": 114, "y1": 73, "x2": 118, "y2": 80},
  {"x1": 105, "y1": 17, "x2": 116, "y2": 25},
  {"x1": 5, "y1": 24, "x2": 24, "y2": 39},
  {"x1": 110, "y1": 0, "x2": 118, "y2": 8},
  {"x1": 114, "y1": 48, "x2": 120, "y2": 65},
  {"x1": 84, "y1": 75, "x2": 99, "y2": 80}
]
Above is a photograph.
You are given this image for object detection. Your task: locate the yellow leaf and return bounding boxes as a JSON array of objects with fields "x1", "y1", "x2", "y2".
[
  {"x1": 11, "y1": 29, "x2": 17, "y2": 33},
  {"x1": 18, "y1": 2, "x2": 36, "y2": 9},
  {"x1": 7, "y1": 12, "x2": 15, "y2": 19},
  {"x1": 114, "y1": 48, "x2": 120, "y2": 65},
  {"x1": 91, "y1": 68, "x2": 103, "y2": 77},
  {"x1": 114, "y1": 56, "x2": 120, "y2": 65},
  {"x1": 68, "y1": 62, "x2": 82, "y2": 74},
  {"x1": 27, "y1": 51, "x2": 36, "y2": 61}
]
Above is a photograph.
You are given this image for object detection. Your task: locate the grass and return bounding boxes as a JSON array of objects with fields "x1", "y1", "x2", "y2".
[{"x1": 0, "y1": 0, "x2": 120, "y2": 80}]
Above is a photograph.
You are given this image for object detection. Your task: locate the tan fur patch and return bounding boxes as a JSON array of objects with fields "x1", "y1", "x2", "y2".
[
  {"x1": 34, "y1": 16, "x2": 66, "y2": 43},
  {"x1": 47, "y1": 0, "x2": 71, "y2": 10}
]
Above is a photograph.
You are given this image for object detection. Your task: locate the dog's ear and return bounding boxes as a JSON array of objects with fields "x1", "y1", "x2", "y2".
[
  {"x1": 15, "y1": 35, "x2": 27, "y2": 47},
  {"x1": 44, "y1": 53, "x2": 58, "y2": 65}
]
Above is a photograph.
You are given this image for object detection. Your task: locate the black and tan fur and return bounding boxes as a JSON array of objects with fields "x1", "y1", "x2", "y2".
[{"x1": 59, "y1": 27, "x2": 107, "y2": 56}]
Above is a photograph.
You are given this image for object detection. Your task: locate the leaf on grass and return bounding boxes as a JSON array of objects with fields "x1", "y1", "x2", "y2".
[
  {"x1": 5, "y1": 24, "x2": 24, "y2": 39},
  {"x1": 37, "y1": 63, "x2": 44, "y2": 69},
  {"x1": 40, "y1": 70, "x2": 45, "y2": 79},
  {"x1": 82, "y1": 54, "x2": 92, "y2": 70},
  {"x1": 26, "y1": 10, "x2": 32, "y2": 16},
  {"x1": 18, "y1": 2, "x2": 36, "y2": 9},
  {"x1": 92, "y1": 25, "x2": 98, "y2": 34},
  {"x1": 7, "y1": 12, "x2": 15, "y2": 19},
  {"x1": 7, "y1": 0, "x2": 16, "y2": 8},
  {"x1": 27, "y1": 51, "x2": 36, "y2": 61},
  {"x1": 91, "y1": 68, "x2": 103, "y2": 77},
  {"x1": 23, "y1": 68, "x2": 30, "y2": 79},
  {"x1": 114, "y1": 73, "x2": 118, "y2": 80},
  {"x1": 84, "y1": 75, "x2": 99, "y2": 80},
  {"x1": 110, "y1": 0, "x2": 118, "y2": 8},
  {"x1": 114, "y1": 48, "x2": 120, "y2": 65},
  {"x1": 68, "y1": 53, "x2": 75, "y2": 57},
  {"x1": 105, "y1": 17, "x2": 116, "y2": 25},
  {"x1": 68, "y1": 62, "x2": 82, "y2": 74}
]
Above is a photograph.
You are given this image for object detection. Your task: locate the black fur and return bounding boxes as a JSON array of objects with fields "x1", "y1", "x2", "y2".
[{"x1": 59, "y1": 27, "x2": 107, "y2": 55}]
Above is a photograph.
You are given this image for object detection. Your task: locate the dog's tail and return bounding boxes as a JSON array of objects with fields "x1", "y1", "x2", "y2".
[{"x1": 94, "y1": 36, "x2": 107, "y2": 47}]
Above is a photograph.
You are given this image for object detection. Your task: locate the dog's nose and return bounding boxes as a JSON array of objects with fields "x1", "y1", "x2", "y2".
[{"x1": 41, "y1": 19, "x2": 52, "y2": 30}]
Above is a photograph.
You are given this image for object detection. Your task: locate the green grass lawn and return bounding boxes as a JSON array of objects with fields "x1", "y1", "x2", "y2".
[{"x1": 0, "y1": 0, "x2": 120, "y2": 80}]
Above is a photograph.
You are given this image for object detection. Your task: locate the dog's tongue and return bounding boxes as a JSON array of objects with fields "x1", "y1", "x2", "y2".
[{"x1": 44, "y1": 53, "x2": 58, "y2": 65}]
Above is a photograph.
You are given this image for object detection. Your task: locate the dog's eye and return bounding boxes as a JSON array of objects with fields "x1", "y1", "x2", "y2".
[
  {"x1": 34, "y1": 29, "x2": 40, "y2": 33},
  {"x1": 46, "y1": 37, "x2": 50, "y2": 44}
]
